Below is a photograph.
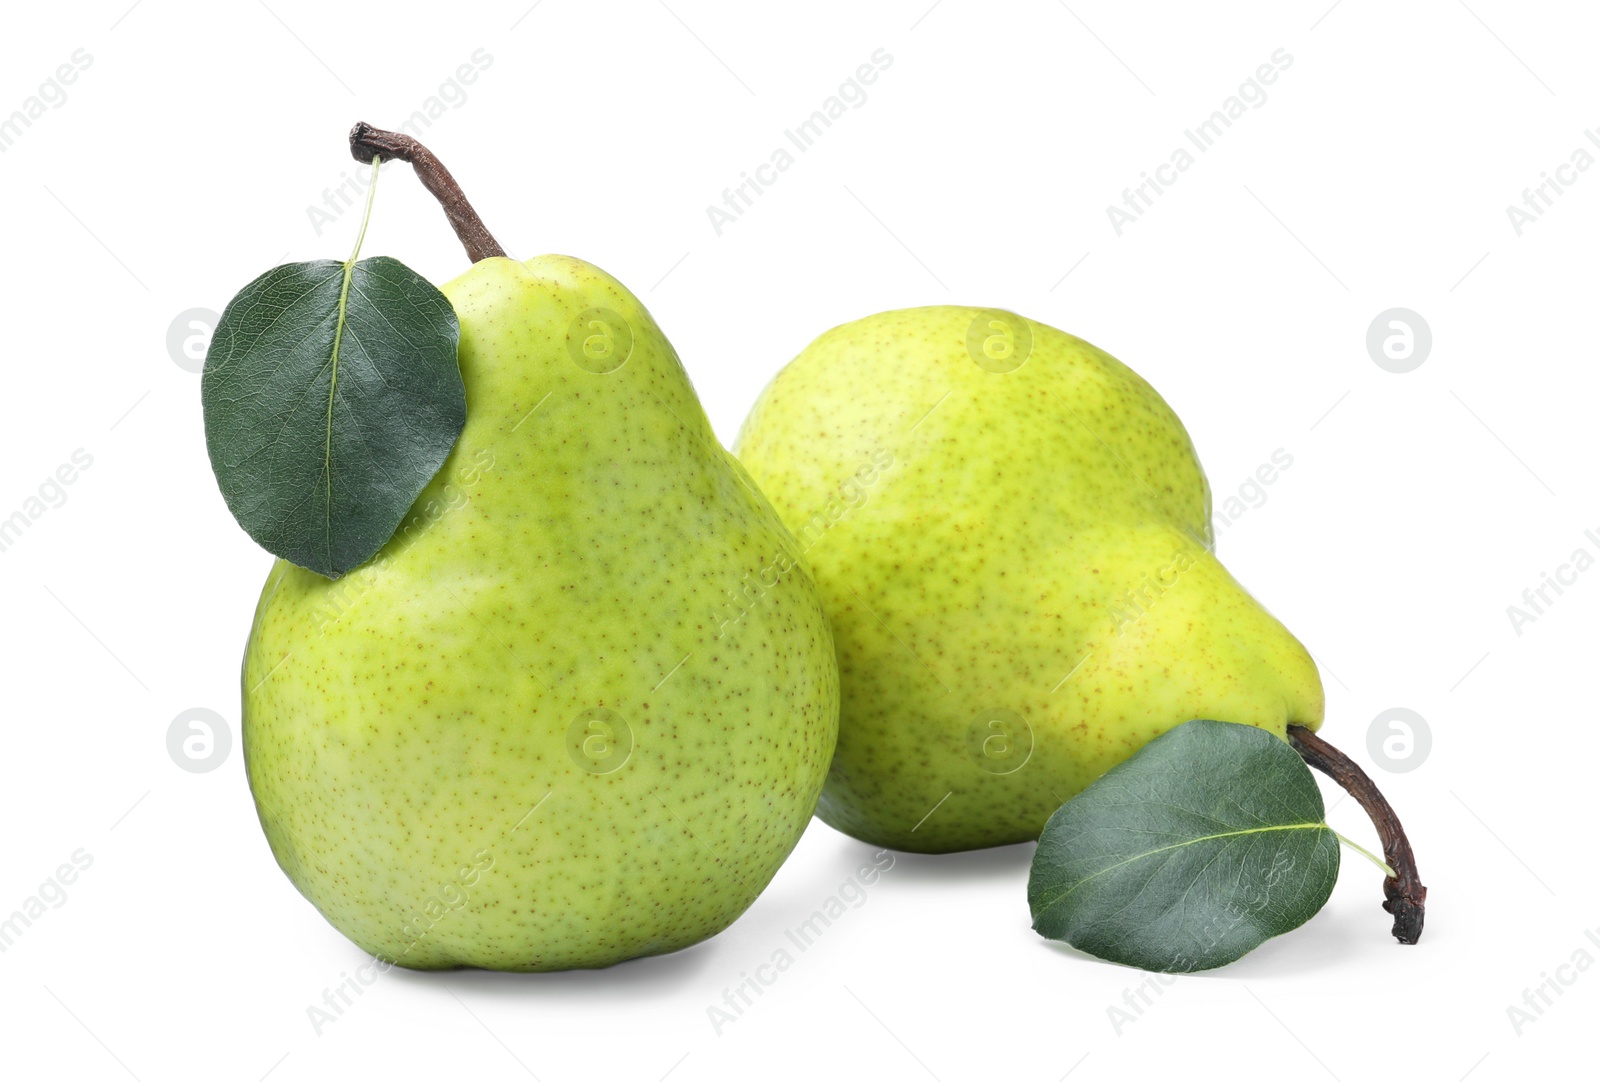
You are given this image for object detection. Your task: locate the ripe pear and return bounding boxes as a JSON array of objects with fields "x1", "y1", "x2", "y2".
[
  {"x1": 243, "y1": 255, "x2": 838, "y2": 969},
  {"x1": 735, "y1": 307, "x2": 1322, "y2": 853}
]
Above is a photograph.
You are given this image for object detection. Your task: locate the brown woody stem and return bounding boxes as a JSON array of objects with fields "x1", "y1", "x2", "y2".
[
  {"x1": 1289, "y1": 724, "x2": 1426, "y2": 945},
  {"x1": 348, "y1": 122, "x2": 506, "y2": 263}
]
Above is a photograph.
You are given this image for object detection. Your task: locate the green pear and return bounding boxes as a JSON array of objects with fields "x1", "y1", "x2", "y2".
[
  {"x1": 735, "y1": 307, "x2": 1322, "y2": 853},
  {"x1": 243, "y1": 255, "x2": 838, "y2": 970}
]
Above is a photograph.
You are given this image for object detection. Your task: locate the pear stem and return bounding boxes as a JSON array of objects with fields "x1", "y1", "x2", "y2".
[
  {"x1": 1289, "y1": 725, "x2": 1427, "y2": 945},
  {"x1": 348, "y1": 122, "x2": 506, "y2": 263}
]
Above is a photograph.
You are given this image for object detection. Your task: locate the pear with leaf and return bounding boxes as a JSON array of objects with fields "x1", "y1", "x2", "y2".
[
  {"x1": 735, "y1": 308, "x2": 1323, "y2": 853},
  {"x1": 207, "y1": 126, "x2": 838, "y2": 971}
]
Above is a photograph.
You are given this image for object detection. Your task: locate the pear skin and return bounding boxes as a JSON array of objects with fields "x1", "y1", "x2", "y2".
[
  {"x1": 735, "y1": 306, "x2": 1322, "y2": 853},
  {"x1": 243, "y1": 256, "x2": 838, "y2": 969}
]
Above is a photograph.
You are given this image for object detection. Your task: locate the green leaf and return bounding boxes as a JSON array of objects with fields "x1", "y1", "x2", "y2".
[
  {"x1": 1028, "y1": 719, "x2": 1339, "y2": 972},
  {"x1": 201, "y1": 255, "x2": 463, "y2": 578}
]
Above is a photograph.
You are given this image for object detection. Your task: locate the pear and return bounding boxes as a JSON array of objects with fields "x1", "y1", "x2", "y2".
[
  {"x1": 243, "y1": 254, "x2": 839, "y2": 969},
  {"x1": 735, "y1": 307, "x2": 1322, "y2": 853}
]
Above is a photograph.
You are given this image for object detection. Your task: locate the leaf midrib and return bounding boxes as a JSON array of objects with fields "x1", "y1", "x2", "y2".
[
  {"x1": 1036, "y1": 822, "x2": 1329, "y2": 916},
  {"x1": 323, "y1": 256, "x2": 359, "y2": 565}
]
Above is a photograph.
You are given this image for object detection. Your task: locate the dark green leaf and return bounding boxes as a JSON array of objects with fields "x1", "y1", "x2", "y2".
[
  {"x1": 201, "y1": 257, "x2": 463, "y2": 578},
  {"x1": 1028, "y1": 719, "x2": 1339, "y2": 972}
]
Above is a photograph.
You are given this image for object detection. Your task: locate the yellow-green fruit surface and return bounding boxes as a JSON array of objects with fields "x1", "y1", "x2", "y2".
[
  {"x1": 243, "y1": 256, "x2": 839, "y2": 970},
  {"x1": 735, "y1": 307, "x2": 1322, "y2": 853}
]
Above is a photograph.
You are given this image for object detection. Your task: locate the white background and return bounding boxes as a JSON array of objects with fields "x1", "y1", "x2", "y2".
[{"x1": 0, "y1": 1, "x2": 1593, "y2": 1079}]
